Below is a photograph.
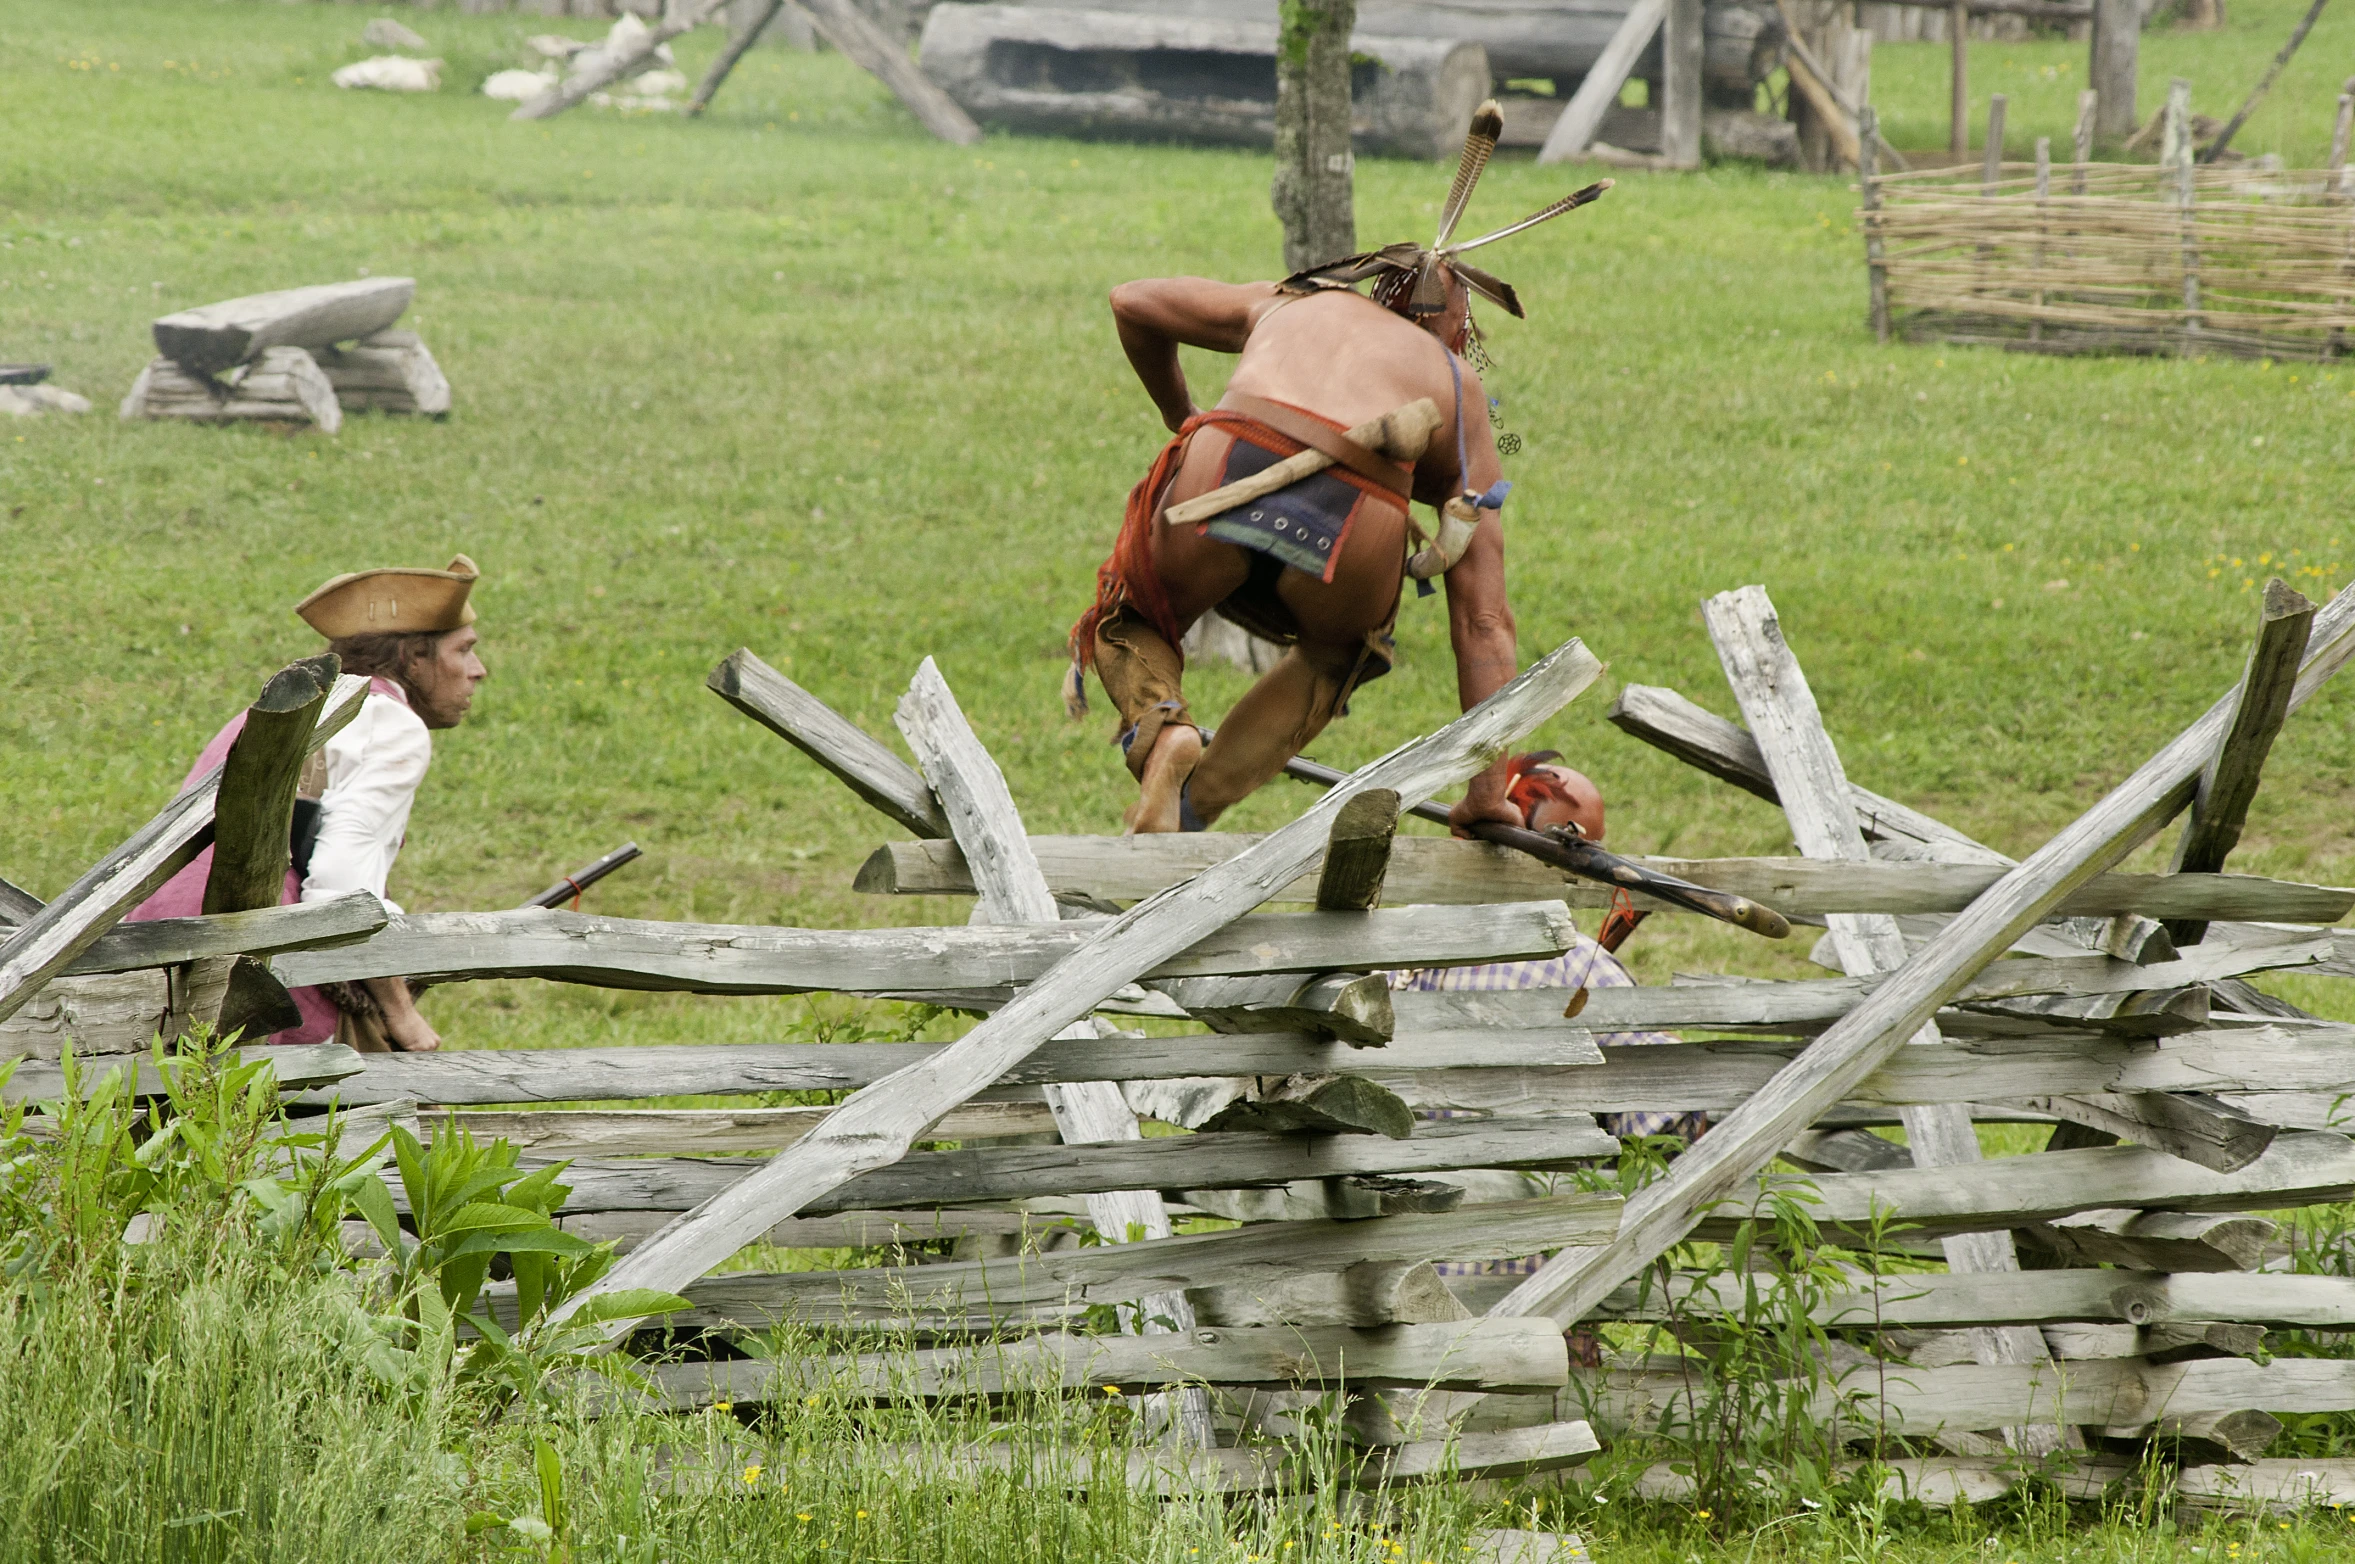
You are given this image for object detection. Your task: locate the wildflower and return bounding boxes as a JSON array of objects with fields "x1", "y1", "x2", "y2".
[
  {"x1": 1696, "y1": 1510, "x2": 1712, "y2": 1520},
  {"x1": 804, "y1": 1395, "x2": 821, "y2": 1407},
  {"x1": 741, "y1": 1465, "x2": 762, "y2": 1485},
  {"x1": 1102, "y1": 1385, "x2": 1123, "y2": 1396},
  {"x1": 857, "y1": 1510, "x2": 868, "y2": 1519},
  {"x1": 710, "y1": 1399, "x2": 732, "y2": 1413},
  {"x1": 797, "y1": 1513, "x2": 813, "y2": 1523}
]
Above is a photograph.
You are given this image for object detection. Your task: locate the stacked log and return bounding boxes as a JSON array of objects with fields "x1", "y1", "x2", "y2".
[{"x1": 120, "y1": 278, "x2": 452, "y2": 430}]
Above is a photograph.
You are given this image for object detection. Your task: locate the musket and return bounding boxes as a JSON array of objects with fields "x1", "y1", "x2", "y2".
[
  {"x1": 522, "y1": 842, "x2": 644, "y2": 910},
  {"x1": 1279, "y1": 757, "x2": 1790, "y2": 941}
]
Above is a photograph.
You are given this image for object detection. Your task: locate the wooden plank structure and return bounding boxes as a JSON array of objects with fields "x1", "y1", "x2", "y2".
[
  {"x1": 16, "y1": 582, "x2": 2355, "y2": 1504},
  {"x1": 123, "y1": 279, "x2": 453, "y2": 428}
]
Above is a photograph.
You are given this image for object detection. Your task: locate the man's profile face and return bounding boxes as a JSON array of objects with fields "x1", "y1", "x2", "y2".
[{"x1": 410, "y1": 626, "x2": 487, "y2": 730}]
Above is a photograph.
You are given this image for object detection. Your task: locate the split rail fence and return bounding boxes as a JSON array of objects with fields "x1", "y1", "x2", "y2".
[{"x1": 11, "y1": 581, "x2": 2355, "y2": 1510}]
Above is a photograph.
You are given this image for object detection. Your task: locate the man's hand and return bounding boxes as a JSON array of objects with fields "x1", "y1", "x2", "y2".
[{"x1": 1448, "y1": 783, "x2": 1524, "y2": 840}]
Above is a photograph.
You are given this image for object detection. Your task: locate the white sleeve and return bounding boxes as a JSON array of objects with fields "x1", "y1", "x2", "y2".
[{"x1": 300, "y1": 693, "x2": 431, "y2": 908}]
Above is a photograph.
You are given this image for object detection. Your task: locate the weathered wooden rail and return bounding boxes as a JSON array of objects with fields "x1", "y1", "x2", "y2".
[{"x1": 14, "y1": 581, "x2": 2355, "y2": 1508}]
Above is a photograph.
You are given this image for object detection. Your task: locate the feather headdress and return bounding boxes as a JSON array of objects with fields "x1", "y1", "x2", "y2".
[{"x1": 1278, "y1": 100, "x2": 1612, "y2": 320}]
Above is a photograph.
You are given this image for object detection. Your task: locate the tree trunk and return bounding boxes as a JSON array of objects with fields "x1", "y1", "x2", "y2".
[{"x1": 1272, "y1": 0, "x2": 1358, "y2": 273}]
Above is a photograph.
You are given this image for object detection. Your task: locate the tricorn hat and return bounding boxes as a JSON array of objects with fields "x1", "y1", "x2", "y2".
[
  {"x1": 1278, "y1": 101, "x2": 1612, "y2": 321},
  {"x1": 296, "y1": 554, "x2": 480, "y2": 638}
]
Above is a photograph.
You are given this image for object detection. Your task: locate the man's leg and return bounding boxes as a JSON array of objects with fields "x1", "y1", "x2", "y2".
[
  {"x1": 1091, "y1": 607, "x2": 1204, "y2": 834},
  {"x1": 1186, "y1": 639, "x2": 1364, "y2": 826}
]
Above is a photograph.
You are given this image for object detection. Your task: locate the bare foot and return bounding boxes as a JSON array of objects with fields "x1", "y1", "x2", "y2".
[{"x1": 1123, "y1": 724, "x2": 1202, "y2": 834}]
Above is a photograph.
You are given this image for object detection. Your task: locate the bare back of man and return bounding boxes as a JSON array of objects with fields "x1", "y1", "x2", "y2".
[{"x1": 1083, "y1": 270, "x2": 1520, "y2": 836}]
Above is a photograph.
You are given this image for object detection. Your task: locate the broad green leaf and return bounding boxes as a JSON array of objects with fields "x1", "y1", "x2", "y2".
[{"x1": 564, "y1": 1289, "x2": 692, "y2": 1325}]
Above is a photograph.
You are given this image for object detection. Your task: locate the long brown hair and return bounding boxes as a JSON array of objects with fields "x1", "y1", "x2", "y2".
[{"x1": 325, "y1": 631, "x2": 443, "y2": 707}]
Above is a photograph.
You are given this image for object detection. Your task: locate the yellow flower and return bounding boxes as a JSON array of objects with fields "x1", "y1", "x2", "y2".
[
  {"x1": 857, "y1": 1510, "x2": 868, "y2": 1519},
  {"x1": 804, "y1": 1395, "x2": 822, "y2": 1407},
  {"x1": 1697, "y1": 1510, "x2": 1712, "y2": 1519},
  {"x1": 1102, "y1": 1385, "x2": 1123, "y2": 1396},
  {"x1": 740, "y1": 1465, "x2": 762, "y2": 1485},
  {"x1": 710, "y1": 1399, "x2": 732, "y2": 1413},
  {"x1": 797, "y1": 1513, "x2": 813, "y2": 1523}
]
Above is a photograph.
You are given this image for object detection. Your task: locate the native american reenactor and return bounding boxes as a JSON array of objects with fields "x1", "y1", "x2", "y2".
[
  {"x1": 1064, "y1": 102, "x2": 1608, "y2": 835},
  {"x1": 129, "y1": 556, "x2": 488, "y2": 1052}
]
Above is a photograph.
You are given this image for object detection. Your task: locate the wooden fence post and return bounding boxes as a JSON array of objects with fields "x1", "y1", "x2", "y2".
[
  {"x1": 893, "y1": 657, "x2": 1216, "y2": 1448},
  {"x1": 2033, "y1": 135, "x2": 2051, "y2": 343},
  {"x1": 2073, "y1": 86, "x2": 2097, "y2": 192},
  {"x1": 2165, "y1": 580, "x2": 2315, "y2": 945},
  {"x1": 1860, "y1": 107, "x2": 1891, "y2": 343},
  {"x1": 544, "y1": 640, "x2": 1605, "y2": 1342},
  {"x1": 2090, "y1": 0, "x2": 2139, "y2": 148},
  {"x1": 1484, "y1": 585, "x2": 2355, "y2": 1329},
  {"x1": 2164, "y1": 78, "x2": 2200, "y2": 347},
  {"x1": 1982, "y1": 93, "x2": 2007, "y2": 191},
  {"x1": 1661, "y1": 0, "x2": 1704, "y2": 170},
  {"x1": 2332, "y1": 88, "x2": 2355, "y2": 193},
  {"x1": 1950, "y1": 0, "x2": 1970, "y2": 156},
  {"x1": 1699, "y1": 585, "x2": 2071, "y2": 1457},
  {"x1": 0, "y1": 672, "x2": 365, "y2": 1027}
]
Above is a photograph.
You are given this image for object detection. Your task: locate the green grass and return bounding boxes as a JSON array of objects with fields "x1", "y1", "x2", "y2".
[
  {"x1": 7, "y1": 0, "x2": 2355, "y2": 1026},
  {"x1": 8, "y1": 5, "x2": 2355, "y2": 1555}
]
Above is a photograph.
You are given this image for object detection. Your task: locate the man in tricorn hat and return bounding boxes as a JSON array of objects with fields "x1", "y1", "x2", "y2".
[
  {"x1": 130, "y1": 555, "x2": 488, "y2": 1051},
  {"x1": 1065, "y1": 103, "x2": 1608, "y2": 835}
]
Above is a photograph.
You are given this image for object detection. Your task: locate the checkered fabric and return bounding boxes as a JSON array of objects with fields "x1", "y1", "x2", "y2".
[{"x1": 1390, "y1": 936, "x2": 1708, "y2": 1277}]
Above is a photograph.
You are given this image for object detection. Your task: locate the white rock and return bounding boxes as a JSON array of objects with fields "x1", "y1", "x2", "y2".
[
  {"x1": 331, "y1": 55, "x2": 443, "y2": 93},
  {"x1": 483, "y1": 67, "x2": 558, "y2": 102},
  {"x1": 361, "y1": 18, "x2": 430, "y2": 52},
  {"x1": 0, "y1": 384, "x2": 92, "y2": 416}
]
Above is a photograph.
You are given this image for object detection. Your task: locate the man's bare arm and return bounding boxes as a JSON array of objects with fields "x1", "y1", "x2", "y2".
[
  {"x1": 1435, "y1": 357, "x2": 1521, "y2": 835},
  {"x1": 1109, "y1": 277, "x2": 1280, "y2": 432}
]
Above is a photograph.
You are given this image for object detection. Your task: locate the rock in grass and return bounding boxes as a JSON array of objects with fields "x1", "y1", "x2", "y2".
[
  {"x1": 0, "y1": 384, "x2": 92, "y2": 416},
  {"x1": 361, "y1": 18, "x2": 430, "y2": 53}
]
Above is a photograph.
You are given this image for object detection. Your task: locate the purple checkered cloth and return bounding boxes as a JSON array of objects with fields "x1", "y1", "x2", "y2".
[{"x1": 1390, "y1": 936, "x2": 1707, "y2": 1277}]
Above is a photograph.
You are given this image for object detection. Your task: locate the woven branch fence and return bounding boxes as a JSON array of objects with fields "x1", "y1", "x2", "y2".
[{"x1": 1860, "y1": 162, "x2": 2355, "y2": 361}]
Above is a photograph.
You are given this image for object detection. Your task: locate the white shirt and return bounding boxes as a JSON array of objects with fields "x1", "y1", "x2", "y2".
[{"x1": 300, "y1": 685, "x2": 432, "y2": 914}]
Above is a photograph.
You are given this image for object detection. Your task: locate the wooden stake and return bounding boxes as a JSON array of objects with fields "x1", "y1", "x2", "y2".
[
  {"x1": 2090, "y1": 0, "x2": 2139, "y2": 148},
  {"x1": 893, "y1": 656, "x2": 1212, "y2": 1445},
  {"x1": 1699, "y1": 584, "x2": 2067, "y2": 1454},
  {"x1": 688, "y1": 0, "x2": 783, "y2": 116},
  {"x1": 2331, "y1": 90, "x2": 2354, "y2": 191},
  {"x1": 2073, "y1": 87, "x2": 2097, "y2": 192},
  {"x1": 1950, "y1": 0, "x2": 1970, "y2": 157},
  {"x1": 1660, "y1": 0, "x2": 1704, "y2": 170},
  {"x1": 707, "y1": 649, "x2": 949, "y2": 838},
  {"x1": 1486, "y1": 586, "x2": 2355, "y2": 1327},
  {"x1": 2200, "y1": 0, "x2": 2334, "y2": 164},
  {"x1": 1315, "y1": 789, "x2": 1399, "y2": 912},
  {"x1": 2167, "y1": 579, "x2": 2315, "y2": 945},
  {"x1": 0, "y1": 673, "x2": 365, "y2": 1027},
  {"x1": 1862, "y1": 107, "x2": 1891, "y2": 343},
  {"x1": 545, "y1": 640, "x2": 1606, "y2": 1340},
  {"x1": 1982, "y1": 93, "x2": 2007, "y2": 190},
  {"x1": 203, "y1": 655, "x2": 337, "y2": 916},
  {"x1": 1537, "y1": 0, "x2": 1669, "y2": 163}
]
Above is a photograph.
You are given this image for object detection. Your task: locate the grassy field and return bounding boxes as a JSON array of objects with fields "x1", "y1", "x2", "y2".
[{"x1": 6, "y1": 3, "x2": 2355, "y2": 1556}]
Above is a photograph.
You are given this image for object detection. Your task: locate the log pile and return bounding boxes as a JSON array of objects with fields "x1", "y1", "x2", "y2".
[
  {"x1": 120, "y1": 279, "x2": 451, "y2": 432},
  {"x1": 917, "y1": 0, "x2": 1794, "y2": 162},
  {"x1": 12, "y1": 580, "x2": 2355, "y2": 1509}
]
